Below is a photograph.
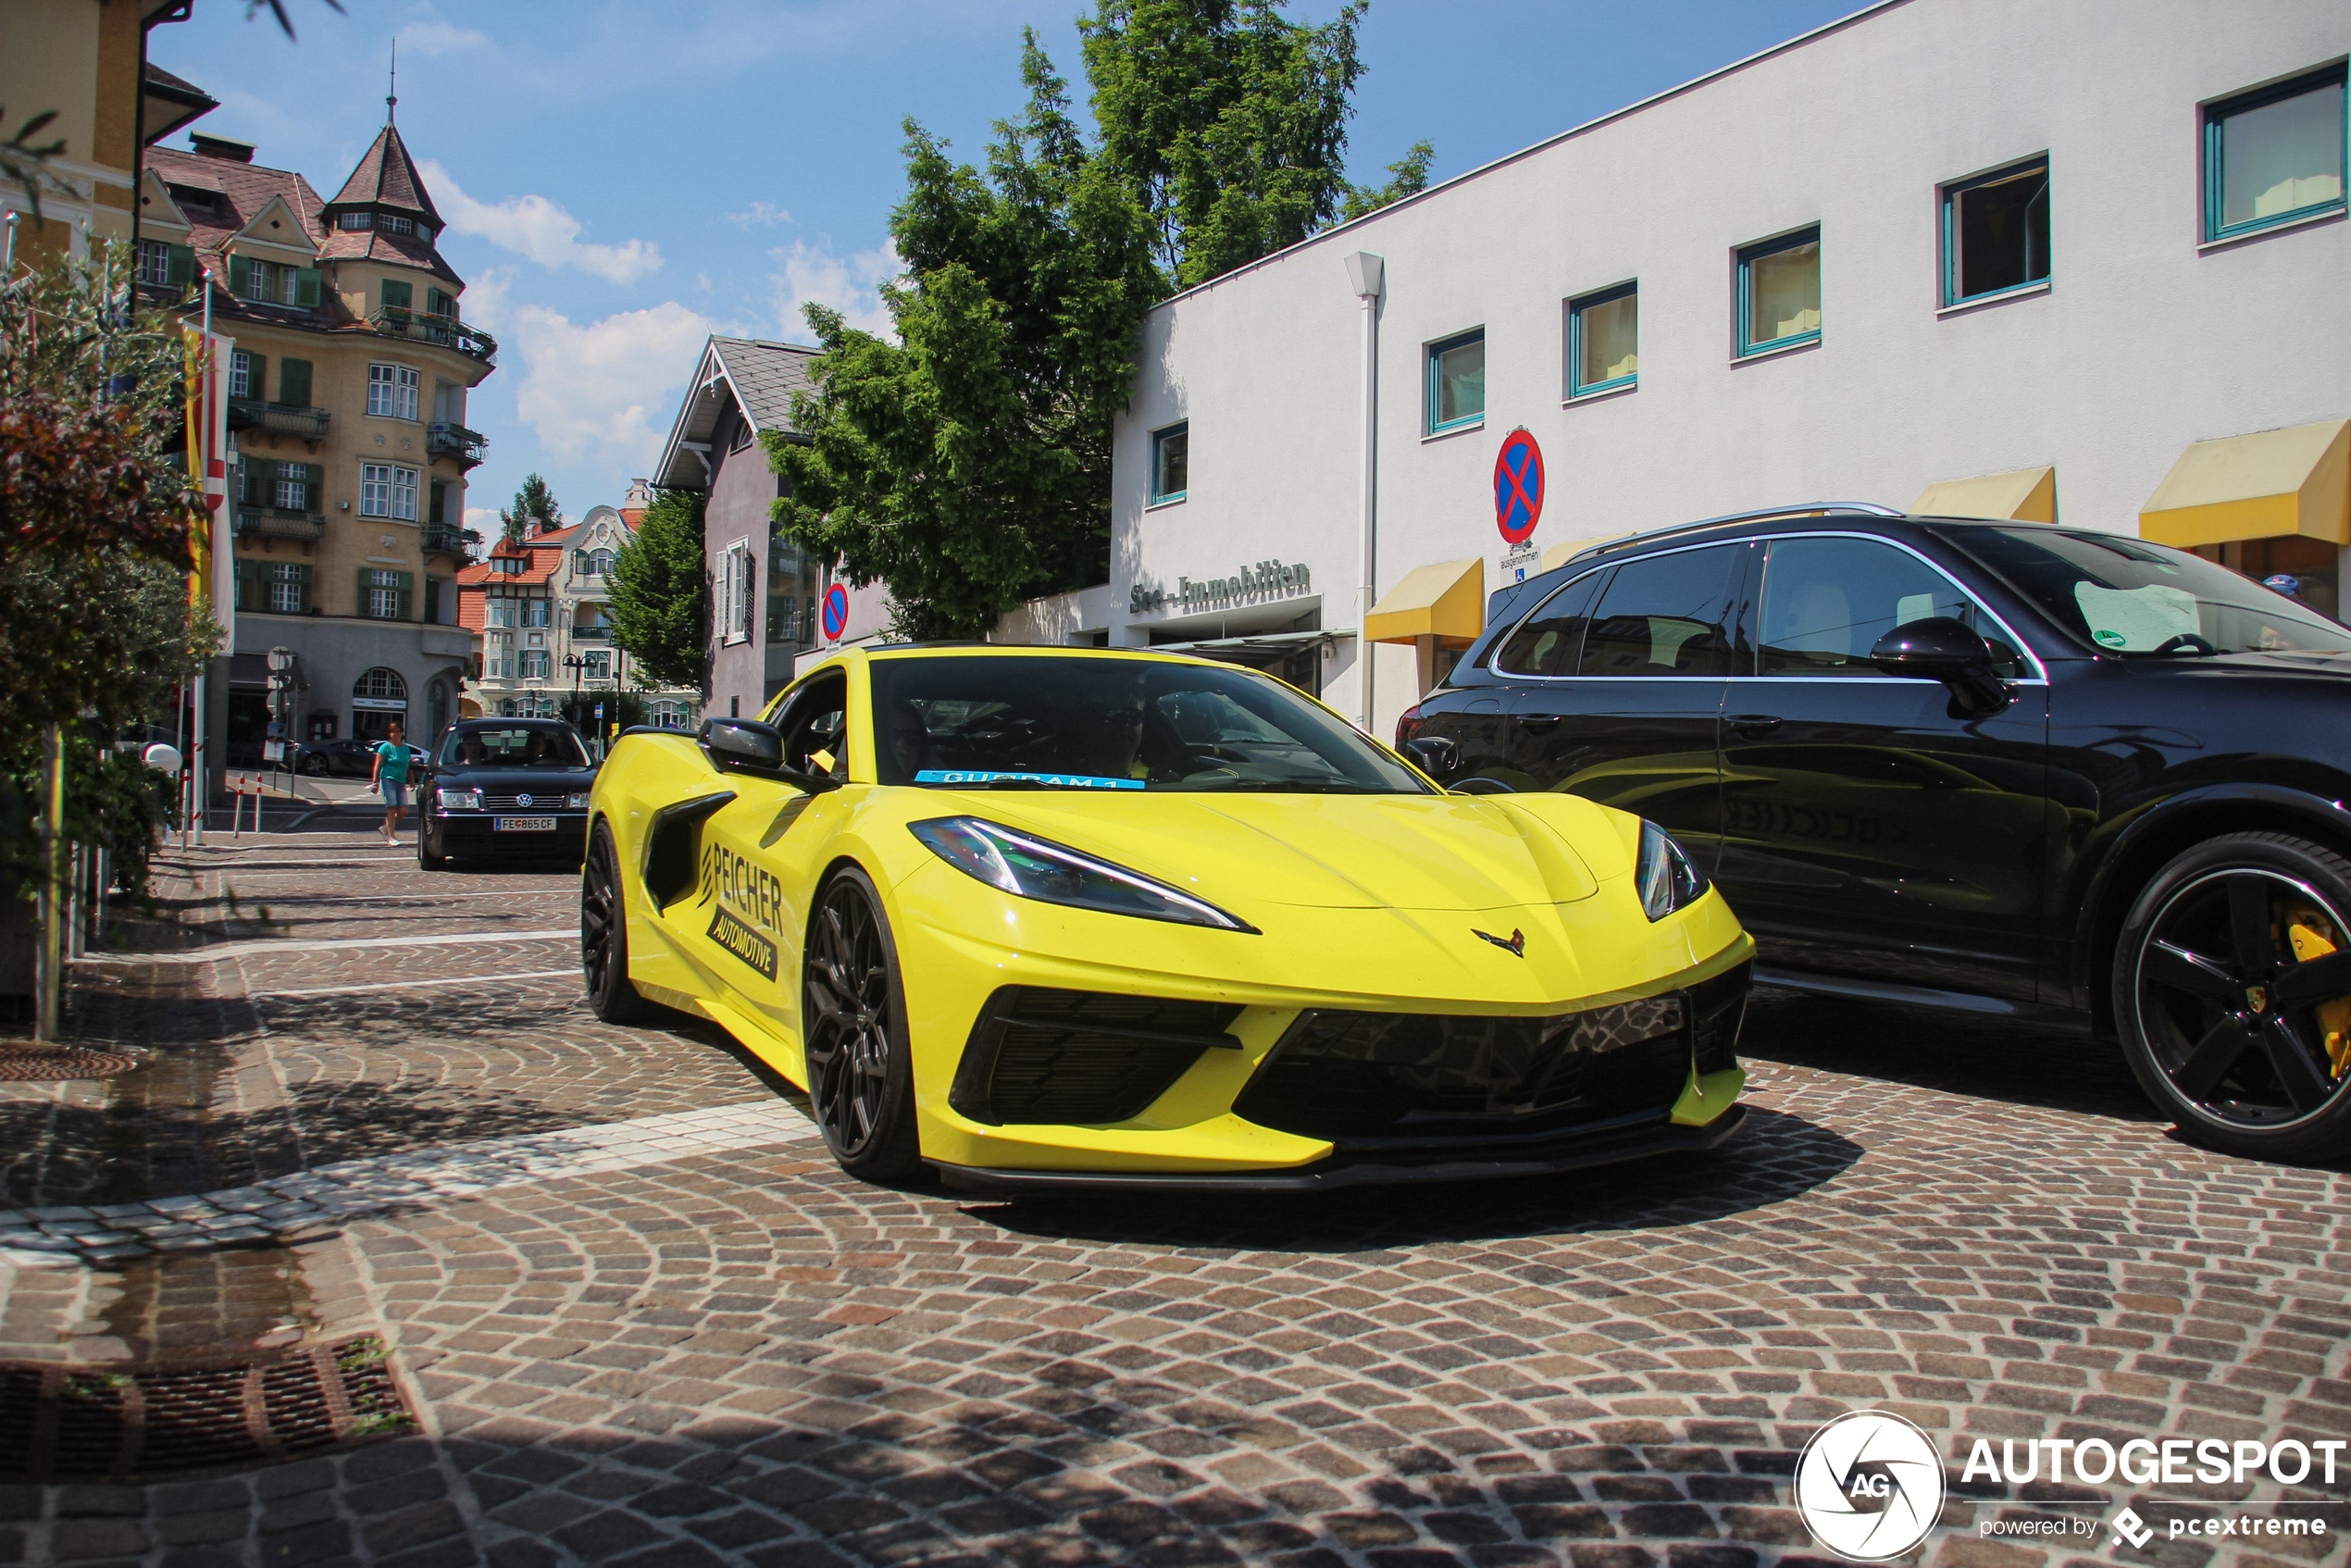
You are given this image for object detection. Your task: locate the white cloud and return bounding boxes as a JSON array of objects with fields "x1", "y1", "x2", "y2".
[
  {"x1": 769, "y1": 239, "x2": 901, "y2": 342},
  {"x1": 726, "y1": 200, "x2": 792, "y2": 230},
  {"x1": 464, "y1": 505, "x2": 502, "y2": 536},
  {"x1": 418, "y1": 159, "x2": 663, "y2": 285},
  {"x1": 398, "y1": 21, "x2": 490, "y2": 56},
  {"x1": 502, "y1": 300, "x2": 717, "y2": 464}
]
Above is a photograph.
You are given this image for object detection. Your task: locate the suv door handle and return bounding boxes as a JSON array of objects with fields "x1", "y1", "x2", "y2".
[
  {"x1": 1517, "y1": 715, "x2": 1564, "y2": 731},
  {"x1": 1729, "y1": 714, "x2": 1783, "y2": 734}
]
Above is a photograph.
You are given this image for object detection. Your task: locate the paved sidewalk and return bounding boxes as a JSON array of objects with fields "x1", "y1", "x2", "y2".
[{"x1": 0, "y1": 829, "x2": 2345, "y2": 1568}]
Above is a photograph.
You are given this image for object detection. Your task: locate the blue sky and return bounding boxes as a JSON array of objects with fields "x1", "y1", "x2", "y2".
[{"x1": 152, "y1": 0, "x2": 1859, "y2": 536}]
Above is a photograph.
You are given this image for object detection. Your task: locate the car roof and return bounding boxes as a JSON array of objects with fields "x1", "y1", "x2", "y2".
[
  {"x1": 452, "y1": 716, "x2": 577, "y2": 729},
  {"x1": 844, "y1": 644, "x2": 1231, "y2": 670}
]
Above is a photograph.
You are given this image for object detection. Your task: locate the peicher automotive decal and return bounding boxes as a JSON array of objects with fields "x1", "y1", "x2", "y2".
[{"x1": 706, "y1": 903, "x2": 778, "y2": 981}]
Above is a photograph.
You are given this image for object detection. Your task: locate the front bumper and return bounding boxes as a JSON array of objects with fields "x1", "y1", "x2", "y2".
[
  {"x1": 933, "y1": 1102, "x2": 1748, "y2": 1193},
  {"x1": 428, "y1": 811, "x2": 590, "y2": 853}
]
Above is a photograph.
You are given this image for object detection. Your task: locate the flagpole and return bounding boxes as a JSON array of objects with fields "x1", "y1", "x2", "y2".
[{"x1": 191, "y1": 267, "x2": 214, "y2": 846}]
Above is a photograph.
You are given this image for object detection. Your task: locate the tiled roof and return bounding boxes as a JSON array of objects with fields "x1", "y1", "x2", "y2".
[
  {"x1": 712, "y1": 338, "x2": 820, "y2": 433},
  {"x1": 148, "y1": 138, "x2": 463, "y2": 290},
  {"x1": 326, "y1": 123, "x2": 443, "y2": 225}
]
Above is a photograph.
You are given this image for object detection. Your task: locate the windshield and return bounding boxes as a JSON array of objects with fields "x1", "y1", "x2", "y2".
[
  {"x1": 870, "y1": 655, "x2": 1428, "y2": 794},
  {"x1": 1947, "y1": 527, "x2": 2350, "y2": 656},
  {"x1": 441, "y1": 726, "x2": 591, "y2": 768}
]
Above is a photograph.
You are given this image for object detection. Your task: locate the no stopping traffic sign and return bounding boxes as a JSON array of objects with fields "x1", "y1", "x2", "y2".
[{"x1": 1494, "y1": 429, "x2": 1544, "y2": 545}]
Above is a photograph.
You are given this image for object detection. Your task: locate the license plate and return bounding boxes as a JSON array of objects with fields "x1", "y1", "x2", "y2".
[{"x1": 494, "y1": 816, "x2": 556, "y2": 832}]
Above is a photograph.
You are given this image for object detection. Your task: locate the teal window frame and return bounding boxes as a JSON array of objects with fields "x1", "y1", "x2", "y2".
[
  {"x1": 1425, "y1": 329, "x2": 1486, "y2": 434},
  {"x1": 2204, "y1": 63, "x2": 2348, "y2": 242},
  {"x1": 1941, "y1": 156, "x2": 2050, "y2": 305},
  {"x1": 1566, "y1": 283, "x2": 1638, "y2": 398},
  {"x1": 1150, "y1": 421, "x2": 1188, "y2": 504},
  {"x1": 1735, "y1": 227, "x2": 1822, "y2": 356}
]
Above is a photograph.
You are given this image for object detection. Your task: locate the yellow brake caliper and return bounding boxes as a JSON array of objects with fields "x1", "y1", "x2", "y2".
[{"x1": 2283, "y1": 907, "x2": 2351, "y2": 1079}]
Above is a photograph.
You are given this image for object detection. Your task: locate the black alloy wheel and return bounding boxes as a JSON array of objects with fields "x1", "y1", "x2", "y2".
[
  {"x1": 581, "y1": 821, "x2": 655, "y2": 1023},
  {"x1": 300, "y1": 754, "x2": 327, "y2": 777},
  {"x1": 2115, "y1": 832, "x2": 2351, "y2": 1162},
  {"x1": 802, "y1": 867, "x2": 922, "y2": 1182},
  {"x1": 417, "y1": 819, "x2": 450, "y2": 871}
]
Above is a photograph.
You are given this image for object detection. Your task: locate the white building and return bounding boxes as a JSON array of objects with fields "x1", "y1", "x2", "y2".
[{"x1": 1002, "y1": 0, "x2": 2350, "y2": 741}]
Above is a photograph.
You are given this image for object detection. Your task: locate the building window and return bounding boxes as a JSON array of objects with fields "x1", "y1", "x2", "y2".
[
  {"x1": 1426, "y1": 330, "x2": 1486, "y2": 433},
  {"x1": 339, "y1": 210, "x2": 373, "y2": 230},
  {"x1": 518, "y1": 650, "x2": 551, "y2": 680},
  {"x1": 2205, "y1": 64, "x2": 2346, "y2": 241},
  {"x1": 229, "y1": 350, "x2": 255, "y2": 399},
  {"x1": 1944, "y1": 158, "x2": 2049, "y2": 304},
  {"x1": 717, "y1": 541, "x2": 754, "y2": 645},
  {"x1": 363, "y1": 569, "x2": 405, "y2": 619},
  {"x1": 648, "y1": 699, "x2": 690, "y2": 730},
  {"x1": 266, "y1": 563, "x2": 306, "y2": 614},
  {"x1": 1151, "y1": 422, "x2": 1189, "y2": 504},
  {"x1": 1567, "y1": 284, "x2": 1637, "y2": 397},
  {"x1": 486, "y1": 598, "x2": 515, "y2": 628},
  {"x1": 138, "y1": 239, "x2": 172, "y2": 287},
  {"x1": 275, "y1": 468, "x2": 309, "y2": 511},
  {"x1": 585, "y1": 547, "x2": 615, "y2": 578},
  {"x1": 367, "y1": 362, "x2": 420, "y2": 420},
  {"x1": 360, "y1": 463, "x2": 419, "y2": 520},
  {"x1": 583, "y1": 651, "x2": 611, "y2": 680},
  {"x1": 355, "y1": 666, "x2": 407, "y2": 702},
  {"x1": 1737, "y1": 228, "x2": 1822, "y2": 355},
  {"x1": 523, "y1": 597, "x2": 550, "y2": 628},
  {"x1": 383, "y1": 214, "x2": 415, "y2": 235}
]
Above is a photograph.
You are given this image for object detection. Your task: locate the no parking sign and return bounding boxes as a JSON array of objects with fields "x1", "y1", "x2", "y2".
[
  {"x1": 821, "y1": 583, "x2": 850, "y2": 642},
  {"x1": 1494, "y1": 429, "x2": 1544, "y2": 545}
]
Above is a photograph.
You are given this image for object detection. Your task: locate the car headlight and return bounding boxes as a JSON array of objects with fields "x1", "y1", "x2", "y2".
[
  {"x1": 436, "y1": 788, "x2": 482, "y2": 811},
  {"x1": 910, "y1": 817, "x2": 1256, "y2": 932},
  {"x1": 1636, "y1": 819, "x2": 1709, "y2": 922},
  {"x1": 566, "y1": 792, "x2": 592, "y2": 808}
]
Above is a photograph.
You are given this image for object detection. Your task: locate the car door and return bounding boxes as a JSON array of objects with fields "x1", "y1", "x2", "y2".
[
  {"x1": 1503, "y1": 541, "x2": 1744, "y2": 871},
  {"x1": 1713, "y1": 531, "x2": 2053, "y2": 1001},
  {"x1": 673, "y1": 668, "x2": 857, "y2": 1063}
]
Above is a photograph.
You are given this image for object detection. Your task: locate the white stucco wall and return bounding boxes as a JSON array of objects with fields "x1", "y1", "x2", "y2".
[{"x1": 1013, "y1": 0, "x2": 2350, "y2": 740}]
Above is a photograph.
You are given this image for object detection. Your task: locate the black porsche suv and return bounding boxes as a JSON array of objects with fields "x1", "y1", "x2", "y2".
[{"x1": 1398, "y1": 504, "x2": 2351, "y2": 1163}]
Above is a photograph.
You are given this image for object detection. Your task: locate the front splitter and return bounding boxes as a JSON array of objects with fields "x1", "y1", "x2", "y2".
[{"x1": 932, "y1": 1104, "x2": 1747, "y2": 1194}]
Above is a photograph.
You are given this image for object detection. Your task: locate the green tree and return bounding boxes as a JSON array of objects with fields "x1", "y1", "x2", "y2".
[
  {"x1": 770, "y1": 39, "x2": 1163, "y2": 640},
  {"x1": 500, "y1": 472, "x2": 562, "y2": 544},
  {"x1": 605, "y1": 487, "x2": 706, "y2": 693},
  {"x1": 1082, "y1": 0, "x2": 1387, "y2": 288},
  {"x1": 1344, "y1": 137, "x2": 1434, "y2": 219}
]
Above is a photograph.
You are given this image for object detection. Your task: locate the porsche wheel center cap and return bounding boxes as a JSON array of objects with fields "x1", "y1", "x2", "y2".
[{"x1": 2245, "y1": 985, "x2": 2268, "y2": 1014}]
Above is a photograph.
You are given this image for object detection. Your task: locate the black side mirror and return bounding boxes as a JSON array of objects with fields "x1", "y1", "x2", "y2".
[
  {"x1": 701, "y1": 718, "x2": 843, "y2": 793},
  {"x1": 1869, "y1": 616, "x2": 2011, "y2": 716},
  {"x1": 1402, "y1": 736, "x2": 1460, "y2": 779}
]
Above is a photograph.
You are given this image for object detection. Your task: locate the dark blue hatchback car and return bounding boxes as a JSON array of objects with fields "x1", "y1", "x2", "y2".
[
  {"x1": 1398, "y1": 503, "x2": 2351, "y2": 1164},
  {"x1": 417, "y1": 718, "x2": 597, "y2": 870}
]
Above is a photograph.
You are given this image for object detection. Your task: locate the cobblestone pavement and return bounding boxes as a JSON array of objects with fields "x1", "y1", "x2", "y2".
[{"x1": 1, "y1": 830, "x2": 2345, "y2": 1568}]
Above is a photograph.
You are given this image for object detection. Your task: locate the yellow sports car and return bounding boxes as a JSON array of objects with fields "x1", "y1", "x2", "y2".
[{"x1": 580, "y1": 646, "x2": 1752, "y2": 1191}]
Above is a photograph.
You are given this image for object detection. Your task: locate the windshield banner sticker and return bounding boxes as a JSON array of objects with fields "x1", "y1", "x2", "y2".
[
  {"x1": 915, "y1": 770, "x2": 1145, "y2": 790},
  {"x1": 2076, "y1": 581, "x2": 2199, "y2": 650}
]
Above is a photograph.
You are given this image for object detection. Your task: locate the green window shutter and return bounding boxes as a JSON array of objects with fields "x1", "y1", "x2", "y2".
[
  {"x1": 231, "y1": 557, "x2": 250, "y2": 612},
  {"x1": 355, "y1": 568, "x2": 373, "y2": 617},
  {"x1": 381, "y1": 279, "x2": 412, "y2": 311},
  {"x1": 167, "y1": 244, "x2": 194, "y2": 287},
  {"x1": 294, "y1": 563, "x2": 314, "y2": 612},
  {"x1": 293, "y1": 268, "x2": 322, "y2": 307},
  {"x1": 241, "y1": 459, "x2": 274, "y2": 506},
  {"x1": 303, "y1": 463, "x2": 324, "y2": 502},
  {"x1": 245, "y1": 354, "x2": 266, "y2": 403},
  {"x1": 396, "y1": 569, "x2": 416, "y2": 621},
  {"x1": 278, "y1": 358, "x2": 312, "y2": 407},
  {"x1": 429, "y1": 479, "x2": 448, "y2": 527},
  {"x1": 227, "y1": 255, "x2": 252, "y2": 297}
]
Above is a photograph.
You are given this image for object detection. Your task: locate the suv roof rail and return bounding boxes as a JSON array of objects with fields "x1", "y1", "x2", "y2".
[{"x1": 1564, "y1": 501, "x2": 1909, "y2": 564}]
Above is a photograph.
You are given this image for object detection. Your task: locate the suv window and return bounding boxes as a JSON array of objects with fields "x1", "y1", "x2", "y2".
[
  {"x1": 775, "y1": 671, "x2": 849, "y2": 779},
  {"x1": 1756, "y1": 536, "x2": 2023, "y2": 678},
  {"x1": 1494, "y1": 569, "x2": 1606, "y2": 677},
  {"x1": 1576, "y1": 545, "x2": 1739, "y2": 678}
]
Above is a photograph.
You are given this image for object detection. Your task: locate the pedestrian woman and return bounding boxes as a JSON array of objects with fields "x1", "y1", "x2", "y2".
[{"x1": 371, "y1": 720, "x2": 412, "y2": 846}]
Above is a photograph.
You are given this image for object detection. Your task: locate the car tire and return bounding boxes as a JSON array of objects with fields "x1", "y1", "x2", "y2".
[
  {"x1": 300, "y1": 755, "x2": 325, "y2": 777},
  {"x1": 581, "y1": 820, "x2": 657, "y2": 1024},
  {"x1": 803, "y1": 866, "x2": 923, "y2": 1183},
  {"x1": 2113, "y1": 831, "x2": 2351, "y2": 1163},
  {"x1": 418, "y1": 828, "x2": 449, "y2": 871}
]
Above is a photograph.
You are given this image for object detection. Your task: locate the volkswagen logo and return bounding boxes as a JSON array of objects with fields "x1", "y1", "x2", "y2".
[{"x1": 516, "y1": 792, "x2": 533, "y2": 808}]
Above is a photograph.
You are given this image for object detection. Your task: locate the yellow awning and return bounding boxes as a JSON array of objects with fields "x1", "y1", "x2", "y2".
[
  {"x1": 1541, "y1": 541, "x2": 1588, "y2": 572},
  {"x1": 1366, "y1": 557, "x2": 1483, "y2": 645},
  {"x1": 2139, "y1": 418, "x2": 2350, "y2": 548},
  {"x1": 1914, "y1": 465, "x2": 2057, "y2": 522}
]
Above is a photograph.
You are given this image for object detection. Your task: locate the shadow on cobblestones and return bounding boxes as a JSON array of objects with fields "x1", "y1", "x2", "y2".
[
  {"x1": 972, "y1": 1106, "x2": 1860, "y2": 1253},
  {"x1": 1740, "y1": 989, "x2": 2158, "y2": 1124}
]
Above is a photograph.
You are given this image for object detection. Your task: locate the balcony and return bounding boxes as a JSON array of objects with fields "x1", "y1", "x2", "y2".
[
  {"x1": 569, "y1": 625, "x2": 611, "y2": 643},
  {"x1": 235, "y1": 507, "x2": 326, "y2": 543},
  {"x1": 420, "y1": 527, "x2": 470, "y2": 559},
  {"x1": 428, "y1": 421, "x2": 488, "y2": 468},
  {"x1": 228, "y1": 398, "x2": 331, "y2": 439},
  {"x1": 367, "y1": 307, "x2": 498, "y2": 365}
]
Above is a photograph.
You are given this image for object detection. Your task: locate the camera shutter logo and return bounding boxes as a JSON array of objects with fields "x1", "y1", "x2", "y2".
[{"x1": 1794, "y1": 1410, "x2": 1947, "y2": 1562}]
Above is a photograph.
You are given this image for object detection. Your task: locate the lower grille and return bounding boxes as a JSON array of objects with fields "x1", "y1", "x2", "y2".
[
  {"x1": 1234, "y1": 973, "x2": 1749, "y2": 1151},
  {"x1": 952, "y1": 988, "x2": 1241, "y2": 1126}
]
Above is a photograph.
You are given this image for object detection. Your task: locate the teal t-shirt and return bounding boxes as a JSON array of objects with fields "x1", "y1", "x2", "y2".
[{"x1": 376, "y1": 741, "x2": 409, "y2": 782}]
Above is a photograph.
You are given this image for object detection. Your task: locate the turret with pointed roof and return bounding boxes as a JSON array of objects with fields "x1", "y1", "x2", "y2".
[{"x1": 315, "y1": 119, "x2": 459, "y2": 286}]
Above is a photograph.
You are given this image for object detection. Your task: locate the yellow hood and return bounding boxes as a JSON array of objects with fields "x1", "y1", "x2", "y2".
[{"x1": 948, "y1": 790, "x2": 1605, "y2": 914}]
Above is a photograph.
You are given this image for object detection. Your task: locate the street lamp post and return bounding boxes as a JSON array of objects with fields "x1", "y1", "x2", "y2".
[
  {"x1": 265, "y1": 646, "x2": 293, "y2": 781},
  {"x1": 563, "y1": 653, "x2": 585, "y2": 728}
]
